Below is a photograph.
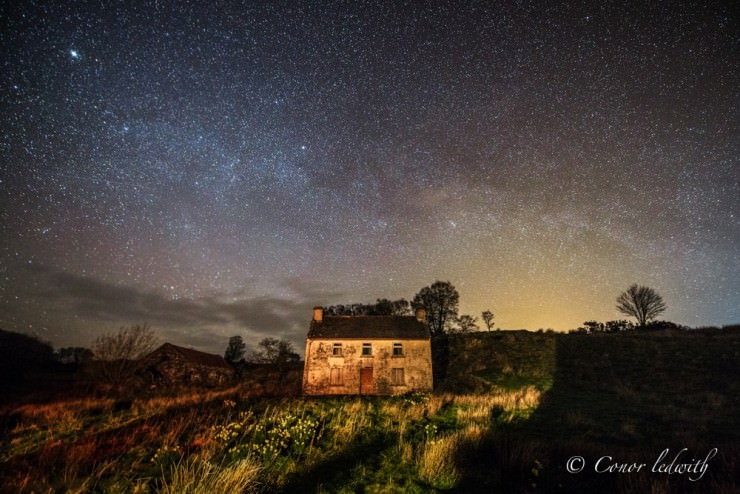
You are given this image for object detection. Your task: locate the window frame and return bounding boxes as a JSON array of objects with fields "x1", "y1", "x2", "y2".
[
  {"x1": 391, "y1": 367, "x2": 405, "y2": 386},
  {"x1": 392, "y1": 342, "x2": 404, "y2": 356},
  {"x1": 361, "y1": 342, "x2": 373, "y2": 356},
  {"x1": 332, "y1": 343, "x2": 343, "y2": 356}
]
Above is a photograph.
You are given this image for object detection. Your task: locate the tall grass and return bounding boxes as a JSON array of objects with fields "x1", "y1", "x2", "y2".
[
  {"x1": 327, "y1": 398, "x2": 371, "y2": 448},
  {"x1": 417, "y1": 426, "x2": 485, "y2": 489},
  {"x1": 159, "y1": 456, "x2": 261, "y2": 494}
]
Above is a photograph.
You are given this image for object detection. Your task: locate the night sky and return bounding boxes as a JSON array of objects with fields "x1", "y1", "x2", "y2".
[{"x1": 1, "y1": 1, "x2": 738, "y2": 354}]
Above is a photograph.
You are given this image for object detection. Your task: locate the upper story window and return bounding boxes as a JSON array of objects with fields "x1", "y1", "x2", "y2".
[
  {"x1": 393, "y1": 342, "x2": 404, "y2": 356},
  {"x1": 332, "y1": 343, "x2": 342, "y2": 356},
  {"x1": 362, "y1": 343, "x2": 372, "y2": 356}
]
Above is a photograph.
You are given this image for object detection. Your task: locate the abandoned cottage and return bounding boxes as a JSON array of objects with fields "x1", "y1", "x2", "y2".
[
  {"x1": 139, "y1": 343, "x2": 234, "y2": 388},
  {"x1": 302, "y1": 307, "x2": 433, "y2": 395}
]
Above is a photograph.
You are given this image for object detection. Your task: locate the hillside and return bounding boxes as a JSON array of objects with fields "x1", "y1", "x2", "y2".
[
  {"x1": 435, "y1": 328, "x2": 740, "y2": 492},
  {"x1": 0, "y1": 329, "x2": 64, "y2": 402},
  {"x1": 1, "y1": 328, "x2": 738, "y2": 493}
]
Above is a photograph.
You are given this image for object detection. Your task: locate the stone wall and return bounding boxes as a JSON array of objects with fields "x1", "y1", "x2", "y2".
[
  {"x1": 140, "y1": 346, "x2": 234, "y2": 388},
  {"x1": 302, "y1": 338, "x2": 433, "y2": 395}
]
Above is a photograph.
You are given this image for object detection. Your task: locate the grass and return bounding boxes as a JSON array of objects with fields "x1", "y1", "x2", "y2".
[
  {"x1": 1, "y1": 328, "x2": 739, "y2": 493},
  {"x1": 445, "y1": 328, "x2": 740, "y2": 493},
  {"x1": 0, "y1": 385, "x2": 539, "y2": 493},
  {"x1": 160, "y1": 456, "x2": 261, "y2": 494},
  {"x1": 439, "y1": 331, "x2": 557, "y2": 393}
]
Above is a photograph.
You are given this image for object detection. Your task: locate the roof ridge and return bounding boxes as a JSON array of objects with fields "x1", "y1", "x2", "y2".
[
  {"x1": 149, "y1": 343, "x2": 232, "y2": 369},
  {"x1": 307, "y1": 315, "x2": 430, "y2": 339}
]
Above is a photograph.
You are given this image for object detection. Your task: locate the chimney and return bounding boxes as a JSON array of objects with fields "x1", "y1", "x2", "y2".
[
  {"x1": 415, "y1": 306, "x2": 426, "y2": 323},
  {"x1": 313, "y1": 306, "x2": 323, "y2": 322}
]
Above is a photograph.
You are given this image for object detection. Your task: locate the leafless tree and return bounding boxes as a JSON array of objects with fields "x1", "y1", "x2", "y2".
[
  {"x1": 616, "y1": 284, "x2": 667, "y2": 327},
  {"x1": 248, "y1": 337, "x2": 300, "y2": 380},
  {"x1": 481, "y1": 310, "x2": 495, "y2": 331},
  {"x1": 92, "y1": 324, "x2": 159, "y2": 387},
  {"x1": 249, "y1": 337, "x2": 300, "y2": 366},
  {"x1": 455, "y1": 314, "x2": 479, "y2": 333}
]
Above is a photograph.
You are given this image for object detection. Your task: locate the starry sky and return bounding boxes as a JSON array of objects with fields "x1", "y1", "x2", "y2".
[{"x1": 1, "y1": 1, "x2": 738, "y2": 355}]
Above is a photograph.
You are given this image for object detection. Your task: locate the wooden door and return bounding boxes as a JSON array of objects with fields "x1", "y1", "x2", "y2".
[{"x1": 360, "y1": 367, "x2": 373, "y2": 395}]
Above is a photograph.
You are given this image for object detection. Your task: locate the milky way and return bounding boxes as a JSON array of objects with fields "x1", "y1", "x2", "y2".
[{"x1": 1, "y1": 1, "x2": 738, "y2": 353}]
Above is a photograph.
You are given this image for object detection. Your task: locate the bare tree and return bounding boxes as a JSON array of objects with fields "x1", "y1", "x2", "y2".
[
  {"x1": 481, "y1": 310, "x2": 495, "y2": 331},
  {"x1": 92, "y1": 324, "x2": 159, "y2": 387},
  {"x1": 249, "y1": 337, "x2": 300, "y2": 380},
  {"x1": 412, "y1": 281, "x2": 460, "y2": 336},
  {"x1": 455, "y1": 314, "x2": 479, "y2": 333},
  {"x1": 616, "y1": 284, "x2": 667, "y2": 327},
  {"x1": 249, "y1": 337, "x2": 300, "y2": 366}
]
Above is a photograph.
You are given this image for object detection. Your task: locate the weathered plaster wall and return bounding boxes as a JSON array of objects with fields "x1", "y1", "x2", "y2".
[{"x1": 302, "y1": 339, "x2": 433, "y2": 395}]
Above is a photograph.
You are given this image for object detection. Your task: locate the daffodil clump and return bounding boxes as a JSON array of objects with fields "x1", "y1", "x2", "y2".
[
  {"x1": 210, "y1": 410, "x2": 255, "y2": 460},
  {"x1": 423, "y1": 423, "x2": 439, "y2": 443},
  {"x1": 402, "y1": 392, "x2": 431, "y2": 407},
  {"x1": 250, "y1": 412, "x2": 321, "y2": 465},
  {"x1": 208, "y1": 407, "x2": 321, "y2": 468}
]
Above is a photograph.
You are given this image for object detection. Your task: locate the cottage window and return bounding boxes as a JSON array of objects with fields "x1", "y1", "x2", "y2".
[
  {"x1": 392, "y1": 342, "x2": 404, "y2": 356},
  {"x1": 332, "y1": 343, "x2": 342, "y2": 356},
  {"x1": 362, "y1": 343, "x2": 372, "y2": 356},
  {"x1": 391, "y1": 368, "x2": 405, "y2": 386},
  {"x1": 330, "y1": 367, "x2": 343, "y2": 385}
]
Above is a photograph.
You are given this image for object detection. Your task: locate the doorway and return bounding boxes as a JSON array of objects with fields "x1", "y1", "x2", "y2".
[{"x1": 360, "y1": 367, "x2": 373, "y2": 394}]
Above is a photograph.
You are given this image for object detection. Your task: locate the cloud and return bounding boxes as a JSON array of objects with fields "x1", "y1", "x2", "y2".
[{"x1": 1, "y1": 264, "x2": 340, "y2": 355}]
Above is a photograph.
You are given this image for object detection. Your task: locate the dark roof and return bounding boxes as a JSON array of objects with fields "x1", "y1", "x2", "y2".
[
  {"x1": 307, "y1": 316, "x2": 430, "y2": 340},
  {"x1": 147, "y1": 343, "x2": 233, "y2": 369}
]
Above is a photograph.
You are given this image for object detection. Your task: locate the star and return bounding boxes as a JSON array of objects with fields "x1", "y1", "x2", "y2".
[{"x1": 0, "y1": 1, "x2": 736, "y2": 353}]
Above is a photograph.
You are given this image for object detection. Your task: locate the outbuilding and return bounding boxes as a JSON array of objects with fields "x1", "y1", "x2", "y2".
[{"x1": 140, "y1": 343, "x2": 234, "y2": 388}]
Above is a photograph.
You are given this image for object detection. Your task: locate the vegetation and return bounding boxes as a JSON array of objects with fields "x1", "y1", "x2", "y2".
[
  {"x1": 0, "y1": 382, "x2": 538, "y2": 493},
  {"x1": 92, "y1": 324, "x2": 159, "y2": 388},
  {"x1": 412, "y1": 281, "x2": 460, "y2": 336},
  {"x1": 616, "y1": 284, "x2": 667, "y2": 326},
  {"x1": 453, "y1": 315, "x2": 479, "y2": 333},
  {"x1": 225, "y1": 336, "x2": 247, "y2": 364},
  {"x1": 56, "y1": 347, "x2": 94, "y2": 366},
  {"x1": 324, "y1": 299, "x2": 412, "y2": 316},
  {"x1": 481, "y1": 310, "x2": 494, "y2": 331},
  {"x1": 2, "y1": 326, "x2": 739, "y2": 493},
  {"x1": 441, "y1": 328, "x2": 740, "y2": 493},
  {"x1": 248, "y1": 338, "x2": 300, "y2": 367},
  {"x1": 0, "y1": 329, "x2": 58, "y2": 400}
]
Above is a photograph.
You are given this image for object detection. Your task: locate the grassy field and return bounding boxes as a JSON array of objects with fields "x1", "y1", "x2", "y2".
[
  {"x1": 441, "y1": 328, "x2": 740, "y2": 493},
  {"x1": 1, "y1": 328, "x2": 738, "y2": 493}
]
